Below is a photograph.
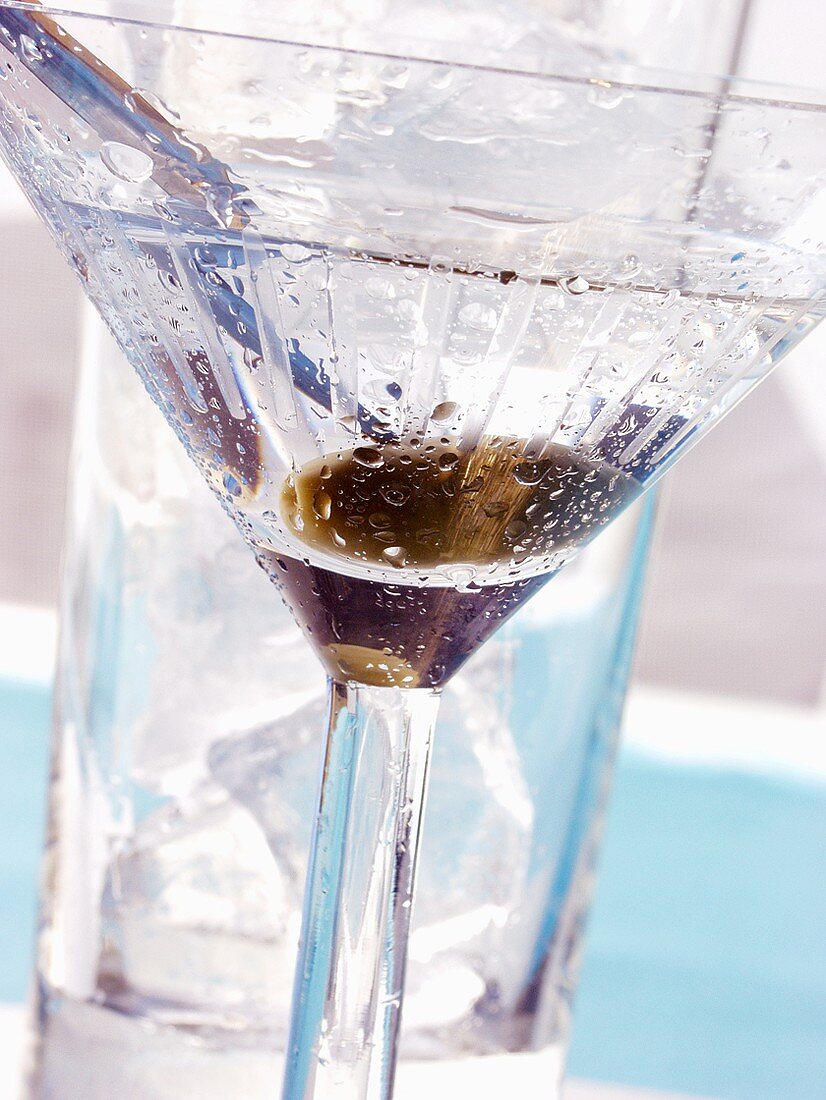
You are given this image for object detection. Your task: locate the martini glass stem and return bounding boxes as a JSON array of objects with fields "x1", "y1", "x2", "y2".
[{"x1": 283, "y1": 679, "x2": 440, "y2": 1100}]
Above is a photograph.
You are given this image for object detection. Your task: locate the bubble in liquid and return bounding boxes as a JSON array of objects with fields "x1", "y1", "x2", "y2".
[{"x1": 100, "y1": 141, "x2": 153, "y2": 183}]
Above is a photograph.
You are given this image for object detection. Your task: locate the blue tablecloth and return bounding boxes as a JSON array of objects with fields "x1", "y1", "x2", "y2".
[{"x1": 1, "y1": 677, "x2": 824, "y2": 1099}]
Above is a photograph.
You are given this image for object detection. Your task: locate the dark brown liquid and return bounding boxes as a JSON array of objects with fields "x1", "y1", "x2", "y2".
[{"x1": 257, "y1": 438, "x2": 635, "y2": 688}]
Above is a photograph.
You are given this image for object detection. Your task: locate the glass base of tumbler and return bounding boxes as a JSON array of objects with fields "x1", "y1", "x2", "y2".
[{"x1": 26, "y1": 992, "x2": 565, "y2": 1100}]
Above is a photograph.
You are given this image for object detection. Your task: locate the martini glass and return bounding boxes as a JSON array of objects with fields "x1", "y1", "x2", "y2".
[{"x1": 1, "y1": 4, "x2": 825, "y2": 1099}]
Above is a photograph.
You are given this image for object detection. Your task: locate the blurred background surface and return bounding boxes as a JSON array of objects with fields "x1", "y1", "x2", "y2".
[{"x1": 0, "y1": 2, "x2": 824, "y2": 1099}]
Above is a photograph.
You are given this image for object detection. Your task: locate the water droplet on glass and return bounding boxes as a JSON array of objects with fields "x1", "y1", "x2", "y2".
[
  {"x1": 365, "y1": 276, "x2": 395, "y2": 300},
  {"x1": 243, "y1": 345, "x2": 262, "y2": 371},
  {"x1": 382, "y1": 545, "x2": 407, "y2": 565},
  {"x1": 431, "y1": 400, "x2": 459, "y2": 422},
  {"x1": 381, "y1": 62, "x2": 409, "y2": 88},
  {"x1": 353, "y1": 446, "x2": 383, "y2": 468},
  {"x1": 194, "y1": 245, "x2": 218, "y2": 270},
  {"x1": 313, "y1": 490, "x2": 332, "y2": 521},
  {"x1": 620, "y1": 253, "x2": 642, "y2": 280},
  {"x1": 19, "y1": 34, "x2": 43, "y2": 63},
  {"x1": 513, "y1": 461, "x2": 545, "y2": 486},
  {"x1": 280, "y1": 242, "x2": 312, "y2": 263},
  {"x1": 438, "y1": 451, "x2": 459, "y2": 472},
  {"x1": 560, "y1": 274, "x2": 590, "y2": 296},
  {"x1": 222, "y1": 472, "x2": 242, "y2": 497},
  {"x1": 483, "y1": 501, "x2": 509, "y2": 519},
  {"x1": 234, "y1": 195, "x2": 262, "y2": 219},
  {"x1": 100, "y1": 141, "x2": 153, "y2": 183},
  {"x1": 320, "y1": 464, "x2": 333, "y2": 480},
  {"x1": 129, "y1": 87, "x2": 180, "y2": 122},
  {"x1": 458, "y1": 301, "x2": 498, "y2": 330},
  {"x1": 461, "y1": 475, "x2": 484, "y2": 494},
  {"x1": 428, "y1": 67, "x2": 453, "y2": 90},
  {"x1": 428, "y1": 256, "x2": 452, "y2": 276},
  {"x1": 381, "y1": 484, "x2": 410, "y2": 507},
  {"x1": 588, "y1": 81, "x2": 626, "y2": 110},
  {"x1": 628, "y1": 330, "x2": 653, "y2": 346},
  {"x1": 445, "y1": 565, "x2": 475, "y2": 588},
  {"x1": 152, "y1": 199, "x2": 175, "y2": 222}
]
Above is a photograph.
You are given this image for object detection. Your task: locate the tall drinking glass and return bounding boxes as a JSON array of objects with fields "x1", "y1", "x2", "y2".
[{"x1": 26, "y1": 308, "x2": 653, "y2": 1099}]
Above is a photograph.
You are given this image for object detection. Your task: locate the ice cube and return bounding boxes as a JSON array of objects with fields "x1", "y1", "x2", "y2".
[
  {"x1": 208, "y1": 698, "x2": 325, "y2": 863},
  {"x1": 99, "y1": 784, "x2": 302, "y2": 1026},
  {"x1": 128, "y1": 468, "x2": 323, "y2": 795},
  {"x1": 403, "y1": 637, "x2": 535, "y2": 1048}
]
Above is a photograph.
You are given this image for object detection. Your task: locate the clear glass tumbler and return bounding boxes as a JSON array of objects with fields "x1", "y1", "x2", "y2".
[{"x1": 24, "y1": 307, "x2": 653, "y2": 1098}]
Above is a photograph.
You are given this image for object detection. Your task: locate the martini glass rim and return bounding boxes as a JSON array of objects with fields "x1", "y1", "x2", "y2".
[{"x1": 5, "y1": 0, "x2": 826, "y2": 113}]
